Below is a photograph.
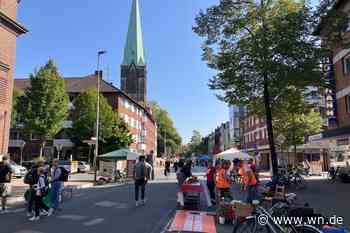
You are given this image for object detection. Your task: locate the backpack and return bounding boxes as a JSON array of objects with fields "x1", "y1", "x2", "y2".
[
  {"x1": 24, "y1": 170, "x2": 35, "y2": 185},
  {"x1": 58, "y1": 167, "x2": 69, "y2": 182},
  {"x1": 0, "y1": 164, "x2": 11, "y2": 183}
]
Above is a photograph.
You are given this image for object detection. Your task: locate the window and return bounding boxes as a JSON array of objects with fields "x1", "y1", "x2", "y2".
[
  {"x1": 346, "y1": 95, "x2": 350, "y2": 113},
  {"x1": 343, "y1": 54, "x2": 350, "y2": 74}
]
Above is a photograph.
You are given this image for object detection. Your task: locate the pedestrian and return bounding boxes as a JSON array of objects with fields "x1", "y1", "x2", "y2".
[
  {"x1": 205, "y1": 160, "x2": 216, "y2": 204},
  {"x1": 29, "y1": 167, "x2": 52, "y2": 221},
  {"x1": 173, "y1": 161, "x2": 178, "y2": 173},
  {"x1": 0, "y1": 155, "x2": 14, "y2": 214},
  {"x1": 164, "y1": 160, "x2": 171, "y2": 176},
  {"x1": 182, "y1": 160, "x2": 192, "y2": 180},
  {"x1": 134, "y1": 156, "x2": 151, "y2": 207},
  {"x1": 242, "y1": 166, "x2": 258, "y2": 204},
  {"x1": 50, "y1": 159, "x2": 63, "y2": 213},
  {"x1": 216, "y1": 160, "x2": 232, "y2": 200}
]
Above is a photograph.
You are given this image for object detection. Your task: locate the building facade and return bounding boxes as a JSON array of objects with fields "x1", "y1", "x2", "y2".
[
  {"x1": 121, "y1": 0, "x2": 147, "y2": 103},
  {"x1": 0, "y1": 0, "x2": 27, "y2": 156},
  {"x1": 12, "y1": 74, "x2": 157, "y2": 162}
]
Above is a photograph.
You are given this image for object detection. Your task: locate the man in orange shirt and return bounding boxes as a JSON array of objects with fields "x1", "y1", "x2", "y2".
[
  {"x1": 243, "y1": 166, "x2": 258, "y2": 204},
  {"x1": 216, "y1": 160, "x2": 232, "y2": 200}
]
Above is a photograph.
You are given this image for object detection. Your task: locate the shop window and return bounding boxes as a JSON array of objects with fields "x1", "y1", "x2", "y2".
[
  {"x1": 346, "y1": 95, "x2": 350, "y2": 113},
  {"x1": 343, "y1": 54, "x2": 350, "y2": 74}
]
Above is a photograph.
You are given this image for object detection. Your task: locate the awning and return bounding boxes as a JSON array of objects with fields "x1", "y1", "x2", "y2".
[
  {"x1": 98, "y1": 149, "x2": 140, "y2": 161},
  {"x1": 215, "y1": 148, "x2": 251, "y2": 161},
  {"x1": 322, "y1": 126, "x2": 350, "y2": 139},
  {"x1": 53, "y1": 139, "x2": 74, "y2": 148},
  {"x1": 8, "y1": 140, "x2": 25, "y2": 148}
]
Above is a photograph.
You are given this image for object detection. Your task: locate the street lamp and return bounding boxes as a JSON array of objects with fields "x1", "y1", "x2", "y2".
[{"x1": 94, "y1": 50, "x2": 107, "y2": 183}]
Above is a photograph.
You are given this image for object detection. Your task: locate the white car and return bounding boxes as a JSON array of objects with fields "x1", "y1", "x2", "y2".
[
  {"x1": 10, "y1": 161, "x2": 27, "y2": 178},
  {"x1": 78, "y1": 161, "x2": 90, "y2": 173}
]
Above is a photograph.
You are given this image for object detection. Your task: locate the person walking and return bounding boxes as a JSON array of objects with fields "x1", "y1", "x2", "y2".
[
  {"x1": 0, "y1": 155, "x2": 14, "y2": 214},
  {"x1": 50, "y1": 159, "x2": 63, "y2": 213},
  {"x1": 134, "y1": 156, "x2": 151, "y2": 207},
  {"x1": 29, "y1": 167, "x2": 52, "y2": 221},
  {"x1": 25, "y1": 160, "x2": 45, "y2": 217},
  {"x1": 205, "y1": 160, "x2": 216, "y2": 204},
  {"x1": 164, "y1": 160, "x2": 171, "y2": 176}
]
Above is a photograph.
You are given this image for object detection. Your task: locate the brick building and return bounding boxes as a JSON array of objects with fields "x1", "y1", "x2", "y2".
[
  {"x1": 0, "y1": 0, "x2": 27, "y2": 156},
  {"x1": 12, "y1": 74, "x2": 157, "y2": 161}
]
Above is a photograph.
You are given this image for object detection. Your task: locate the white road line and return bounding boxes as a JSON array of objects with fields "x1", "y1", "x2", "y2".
[
  {"x1": 95, "y1": 201, "x2": 117, "y2": 207},
  {"x1": 14, "y1": 230, "x2": 45, "y2": 233},
  {"x1": 10, "y1": 208, "x2": 26, "y2": 213},
  {"x1": 57, "y1": 214, "x2": 87, "y2": 221},
  {"x1": 83, "y1": 218, "x2": 105, "y2": 226}
]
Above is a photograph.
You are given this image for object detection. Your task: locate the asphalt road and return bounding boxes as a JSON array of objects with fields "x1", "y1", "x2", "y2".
[{"x1": 0, "y1": 179, "x2": 178, "y2": 233}]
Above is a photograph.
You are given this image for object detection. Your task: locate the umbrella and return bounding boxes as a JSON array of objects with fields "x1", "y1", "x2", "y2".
[
  {"x1": 215, "y1": 148, "x2": 251, "y2": 161},
  {"x1": 198, "y1": 155, "x2": 210, "y2": 161},
  {"x1": 98, "y1": 148, "x2": 140, "y2": 161}
]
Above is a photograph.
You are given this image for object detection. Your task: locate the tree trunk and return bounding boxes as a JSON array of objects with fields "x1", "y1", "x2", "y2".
[
  {"x1": 263, "y1": 75, "x2": 278, "y2": 177},
  {"x1": 39, "y1": 141, "x2": 46, "y2": 159}
]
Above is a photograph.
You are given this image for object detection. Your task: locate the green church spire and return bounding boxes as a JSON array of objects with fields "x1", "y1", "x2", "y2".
[{"x1": 122, "y1": 0, "x2": 145, "y2": 66}]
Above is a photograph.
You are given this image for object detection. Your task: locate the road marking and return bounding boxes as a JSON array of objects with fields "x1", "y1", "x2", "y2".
[
  {"x1": 95, "y1": 201, "x2": 117, "y2": 207},
  {"x1": 57, "y1": 214, "x2": 87, "y2": 221},
  {"x1": 114, "y1": 203, "x2": 129, "y2": 209},
  {"x1": 83, "y1": 218, "x2": 105, "y2": 226},
  {"x1": 10, "y1": 208, "x2": 26, "y2": 213},
  {"x1": 15, "y1": 231, "x2": 45, "y2": 233}
]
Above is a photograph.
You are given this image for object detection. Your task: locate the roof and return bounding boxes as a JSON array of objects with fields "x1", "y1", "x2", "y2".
[
  {"x1": 314, "y1": 0, "x2": 347, "y2": 35},
  {"x1": 14, "y1": 75, "x2": 155, "y2": 123},
  {"x1": 122, "y1": 0, "x2": 146, "y2": 66}
]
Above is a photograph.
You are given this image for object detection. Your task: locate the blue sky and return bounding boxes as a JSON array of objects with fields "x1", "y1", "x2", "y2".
[{"x1": 15, "y1": 0, "x2": 228, "y2": 143}]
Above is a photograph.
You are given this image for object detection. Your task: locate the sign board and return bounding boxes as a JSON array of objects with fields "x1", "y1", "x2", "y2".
[
  {"x1": 71, "y1": 161, "x2": 78, "y2": 173},
  {"x1": 309, "y1": 133, "x2": 323, "y2": 142},
  {"x1": 337, "y1": 138, "x2": 349, "y2": 146}
]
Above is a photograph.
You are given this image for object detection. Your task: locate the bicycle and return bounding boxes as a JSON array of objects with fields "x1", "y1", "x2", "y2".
[{"x1": 233, "y1": 200, "x2": 322, "y2": 233}]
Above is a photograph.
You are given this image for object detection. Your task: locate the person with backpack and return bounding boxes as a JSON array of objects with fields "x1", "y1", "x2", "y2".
[
  {"x1": 50, "y1": 159, "x2": 65, "y2": 213},
  {"x1": 24, "y1": 160, "x2": 45, "y2": 217},
  {"x1": 29, "y1": 167, "x2": 52, "y2": 221},
  {"x1": 133, "y1": 156, "x2": 151, "y2": 207},
  {"x1": 0, "y1": 155, "x2": 14, "y2": 214}
]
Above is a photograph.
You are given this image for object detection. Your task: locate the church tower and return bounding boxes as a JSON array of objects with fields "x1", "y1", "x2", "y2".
[{"x1": 121, "y1": 0, "x2": 147, "y2": 103}]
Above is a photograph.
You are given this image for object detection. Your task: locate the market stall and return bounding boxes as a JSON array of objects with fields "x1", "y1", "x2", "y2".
[
  {"x1": 98, "y1": 149, "x2": 139, "y2": 181},
  {"x1": 215, "y1": 148, "x2": 251, "y2": 161}
]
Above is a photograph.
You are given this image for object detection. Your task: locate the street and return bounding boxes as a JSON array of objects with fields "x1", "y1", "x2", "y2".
[{"x1": 0, "y1": 179, "x2": 178, "y2": 233}]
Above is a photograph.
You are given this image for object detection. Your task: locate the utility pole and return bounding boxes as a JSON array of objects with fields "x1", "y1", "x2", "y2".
[{"x1": 94, "y1": 50, "x2": 107, "y2": 183}]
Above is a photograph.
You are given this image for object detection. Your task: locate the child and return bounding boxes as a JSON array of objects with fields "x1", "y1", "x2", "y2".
[{"x1": 29, "y1": 167, "x2": 52, "y2": 221}]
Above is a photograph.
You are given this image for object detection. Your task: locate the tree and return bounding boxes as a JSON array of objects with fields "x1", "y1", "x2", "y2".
[
  {"x1": 22, "y1": 60, "x2": 69, "y2": 158},
  {"x1": 149, "y1": 101, "x2": 182, "y2": 156},
  {"x1": 188, "y1": 130, "x2": 203, "y2": 154},
  {"x1": 272, "y1": 87, "x2": 322, "y2": 157},
  {"x1": 11, "y1": 88, "x2": 24, "y2": 128},
  {"x1": 193, "y1": 0, "x2": 334, "y2": 175},
  {"x1": 71, "y1": 89, "x2": 132, "y2": 154}
]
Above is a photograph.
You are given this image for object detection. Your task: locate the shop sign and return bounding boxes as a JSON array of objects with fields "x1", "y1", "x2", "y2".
[
  {"x1": 309, "y1": 133, "x2": 323, "y2": 142},
  {"x1": 337, "y1": 138, "x2": 349, "y2": 146}
]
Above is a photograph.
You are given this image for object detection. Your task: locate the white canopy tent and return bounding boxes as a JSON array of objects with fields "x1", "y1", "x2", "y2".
[{"x1": 215, "y1": 148, "x2": 251, "y2": 161}]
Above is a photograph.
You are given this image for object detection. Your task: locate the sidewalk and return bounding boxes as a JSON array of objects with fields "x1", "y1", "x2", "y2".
[{"x1": 8, "y1": 173, "x2": 95, "y2": 205}]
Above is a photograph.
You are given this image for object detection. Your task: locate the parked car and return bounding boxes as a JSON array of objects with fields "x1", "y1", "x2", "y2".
[
  {"x1": 10, "y1": 161, "x2": 27, "y2": 178},
  {"x1": 58, "y1": 160, "x2": 72, "y2": 173},
  {"x1": 78, "y1": 161, "x2": 90, "y2": 173}
]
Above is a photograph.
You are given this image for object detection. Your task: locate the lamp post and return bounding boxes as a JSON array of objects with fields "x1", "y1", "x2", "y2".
[{"x1": 94, "y1": 50, "x2": 107, "y2": 183}]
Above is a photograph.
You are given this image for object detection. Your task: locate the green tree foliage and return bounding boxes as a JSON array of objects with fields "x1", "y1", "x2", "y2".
[
  {"x1": 149, "y1": 101, "x2": 182, "y2": 156},
  {"x1": 273, "y1": 87, "x2": 322, "y2": 155},
  {"x1": 193, "y1": 0, "x2": 339, "y2": 175},
  {"x1": 11, "y1": 88, "x2": 24, "y2": 128},
  {"x1": 71, "y1": 89, "x2": 132, "y2": 153},
  {"x1": 22, "y1": 60, "x2": 69, "y2": 157}
]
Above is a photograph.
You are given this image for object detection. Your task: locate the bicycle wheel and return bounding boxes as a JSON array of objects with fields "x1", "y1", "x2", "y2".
[
  {"x1": 233, "y1": 218, "x2": 270, "y2": 233},
  {"x1": 290, "y1": 225, "x2": 322, "y2": 233}
]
